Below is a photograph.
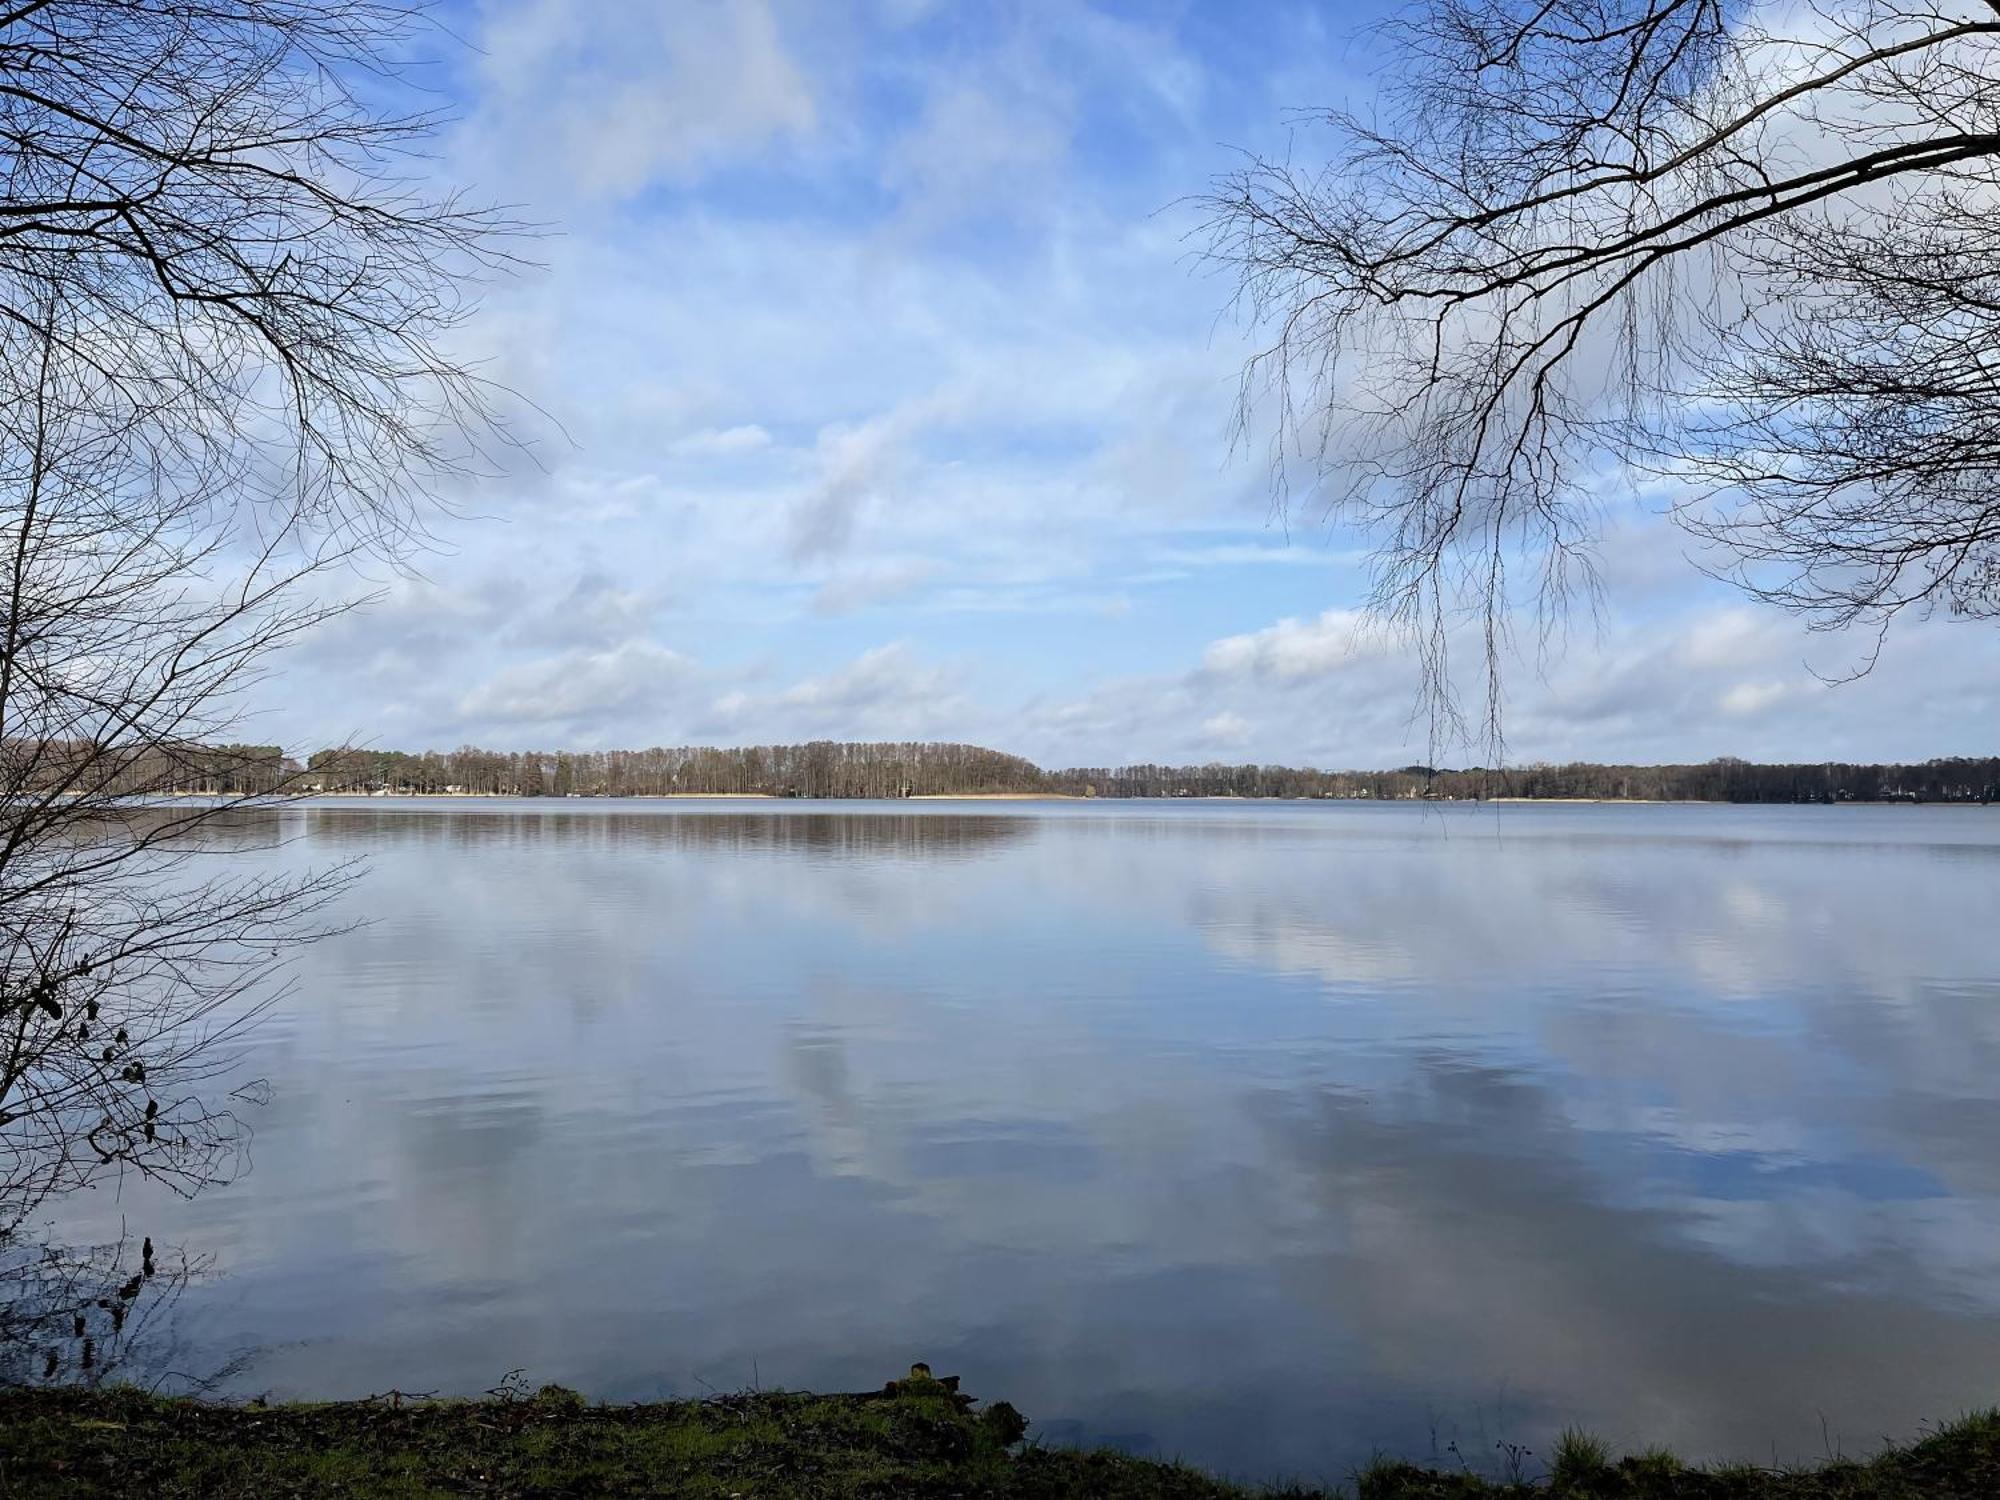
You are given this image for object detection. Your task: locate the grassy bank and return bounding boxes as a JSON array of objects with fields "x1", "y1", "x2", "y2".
[{"x1": 2, "y1": 1371, "x2": 1996, "y2": 1498}]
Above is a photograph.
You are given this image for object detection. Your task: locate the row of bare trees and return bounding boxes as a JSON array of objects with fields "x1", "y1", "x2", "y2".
[
  {"x1": 1064, "y1": 756, "x2": 2000, "y2": 803},
  {"x1": 305, "y1": 741, "x2": 1047, "y2": 799},
  {"x1": 294, "y1": 741, "x2": 2000, "y2": 804}
]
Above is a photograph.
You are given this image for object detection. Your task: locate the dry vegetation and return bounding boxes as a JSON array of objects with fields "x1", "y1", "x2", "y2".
[{"x1": 2, "y1": 1374, "x2": 1997, "y2": 1499}]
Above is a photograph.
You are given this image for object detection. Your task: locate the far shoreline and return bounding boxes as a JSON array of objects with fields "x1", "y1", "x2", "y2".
[
  {"x1": 150, "y1": 789, "x2": 1999, "y2": 808},
  {"x1": 277, "y1": 790, "x2": 1995, "y2": 806}
]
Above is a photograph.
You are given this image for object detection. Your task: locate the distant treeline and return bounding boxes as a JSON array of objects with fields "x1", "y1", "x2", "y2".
[
  {"x1": 292, "y1": 743, "x2": 2000, "y2": 804},
  {"x1": 5, "y1": 741, "x2": 295, "y2": 798},
  {"x1": 306, "y1": 742, "x2": 1044, "y2": 800}
]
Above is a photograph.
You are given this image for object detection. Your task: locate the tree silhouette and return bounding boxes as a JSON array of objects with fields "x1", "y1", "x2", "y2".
[
  {"x1": 1204, "y1": 0, "x2": 2000, "y2": 741},
  {"x1": 1, "y1": 1, "x2": 515, "y2": 1231}
]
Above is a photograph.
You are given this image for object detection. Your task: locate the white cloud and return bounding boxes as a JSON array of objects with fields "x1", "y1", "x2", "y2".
[
  {"x1": 1011, "y1": 584, "x2": 2000, "y2": 772},
  {"x1": 812, "y1": 558, "x2": 943, "y2": 616},
  {"x1": 503, "y1": 572, "x2": 664, "y2": 651},
  {"x1": 1201, "y1": 609, "x2": 1383, "y2": 682},
  {"x1": 789, "y1": 407, "x2": 932, "y2": 560},
  {"x1": 1199, "y1": 710, "x2": 1251, "y2": 748},
  {"x1": 455, "y1": 642, "x2": 695, "y2": 732},
  {"x1": 461, "y1": 0, "x2": 815, "y2": 205},
  {"x1": 1679, "y1": 608, "x2": 1773, "y2": 671},
  {"x1": 882, "y1": 79, "x2": 1071, "y2": 234},
  {"x1": 777, "y1": 642, "x2": 952, "y2": 713},
  {"x1": 670, "y1": 425, "x2": 774, "y2": 459},
  {"x1": 1719, "y1": 680, "x2": 1795, "y2": 718},
  {"x1": 699, "y1": 643, "x2": 979, "y2": 744}
]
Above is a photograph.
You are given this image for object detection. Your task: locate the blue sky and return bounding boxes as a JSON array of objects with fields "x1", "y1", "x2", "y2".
[{"x1": 267, "y1": 0, "x2": 2000, "y2": 768}]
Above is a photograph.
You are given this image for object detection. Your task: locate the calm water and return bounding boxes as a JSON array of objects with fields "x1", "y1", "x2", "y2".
[{"x1": 33, "y1": 798, "x2": 2000, "y2": 1481}]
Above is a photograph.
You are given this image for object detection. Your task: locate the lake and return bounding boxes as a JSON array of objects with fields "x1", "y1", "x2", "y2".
[{"x1": 27, "y1": 798, "x2": 2000, "y2": 1482}]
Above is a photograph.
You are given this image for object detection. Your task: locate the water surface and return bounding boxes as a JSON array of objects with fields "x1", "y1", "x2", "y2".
[{"x1": 37, "y1": 799, "x2": 2000, "y2": 1481}]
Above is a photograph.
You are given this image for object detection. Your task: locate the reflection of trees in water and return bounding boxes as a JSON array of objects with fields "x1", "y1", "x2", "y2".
[
  {"x1": 112, "y1": 805, "x2": 293, "y2": 853},
  {"x1": 0, "y1": 1232, "x2": 221, "y2": 1392},
  {"x1": 293, "y1": 809, "x2": 1036, "y2": 862}
]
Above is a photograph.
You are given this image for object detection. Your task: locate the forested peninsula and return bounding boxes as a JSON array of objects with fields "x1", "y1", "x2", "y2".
[{"x1": 167, "y1": 742, "x2": 2000, "y2": 803}]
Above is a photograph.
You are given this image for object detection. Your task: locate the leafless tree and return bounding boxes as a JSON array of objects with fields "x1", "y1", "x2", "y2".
[
  {"x1": 0, "y1": 0, "x2": 515, "y2": 1243},
  {"x1": 1203, "y1": 0, "x2": 2000, "y2": 742}
]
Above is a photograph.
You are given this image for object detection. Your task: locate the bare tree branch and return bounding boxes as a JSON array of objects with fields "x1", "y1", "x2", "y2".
[
  {"x1": 1201, "y1": 0, "x2": 2000, "y2": 748},
  {"x1": 0, "y1": 1, "x2": 516, "y2": 1242}
]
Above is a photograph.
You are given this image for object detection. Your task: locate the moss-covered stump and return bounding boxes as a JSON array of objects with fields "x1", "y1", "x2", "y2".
[{"x1": 1, "y1": 1371, "x2": 1996, "y2": 1498}]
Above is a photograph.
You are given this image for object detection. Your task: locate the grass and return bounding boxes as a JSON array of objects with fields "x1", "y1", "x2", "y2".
[{"x1": 1, "y1": 1370, "x2": 1996, "y2": 1498}]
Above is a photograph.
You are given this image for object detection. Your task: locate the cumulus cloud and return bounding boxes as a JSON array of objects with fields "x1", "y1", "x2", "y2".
[
  {"x1": 700, "y1": 643, "x2": 979, "y2": 744},
  {"x1": 501, "y1": 572, "x2": 664, "y2": 651},
  {"x1": 775, "y1": 643, "x2": 966, "y2": 727},
  {"x1": 1718, "y1": 680, "x2": 1797, "y2": 718},
  {"x1": 789, "y1": 409, "x2": 927, "y2": 560},
  {"x1": 1201, "y1": 609, "x2": 1384, "y2": 683},
  {"x1": 1014, "y1": 586, "x2": 2000, "y2": 771},
  {"x1": 1199, "y1": 710, "x2": 1251, "y2": 748},
  {"x1": 455, "y1": 642, "x2": 696, "y2": 734}
]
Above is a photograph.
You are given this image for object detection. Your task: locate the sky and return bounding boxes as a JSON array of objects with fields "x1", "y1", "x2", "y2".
[{"x1": 264, "y1": 0, "x2": 2000, "y2": 770}]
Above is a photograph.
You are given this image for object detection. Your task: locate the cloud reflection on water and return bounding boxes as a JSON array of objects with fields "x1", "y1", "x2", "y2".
[{"x1": 31, "y1": 801, "x2": 2000, "y2": 1482}]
